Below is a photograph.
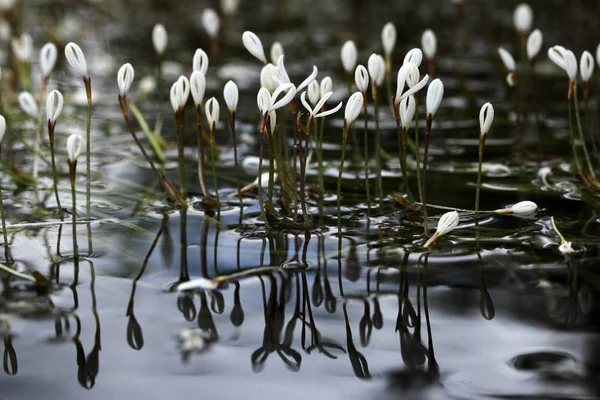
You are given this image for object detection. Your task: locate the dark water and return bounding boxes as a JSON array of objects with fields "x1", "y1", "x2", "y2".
[{"x1": 1, "y1": 0, "x2": 600, "y2": 399}]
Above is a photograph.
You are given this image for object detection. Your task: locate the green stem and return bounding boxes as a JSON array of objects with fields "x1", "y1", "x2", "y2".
[
  {"x1": 317, "y1": 118, "x2": 325, "y2": 222},
  {"x1": 49, "y1": 140, "x2": 63, "y2": 219},
  {"x1": 0, "y1": 177, "x2": 11, "y2": 264},
  {"x1": 414, "y1": 95, "x2": 423, "y2": 203},
  {"x1": 422, "y1": 119, "x2": 431, "y2": 234},
  {"x1": 568, "y1": 93, "x2": 583, "y2": 174},
  {"x1": 176, "y1": 111, "x2": 187, "y2": 198},
  {"x1": 84, "y1": 80, "x2": 93, "y2": 255},
  {"x1": 363, "y1": 101, "x2": 371, "y2": 205},
  {"x1": 129, "y1": 102, "x2": 166, "y2": 163},
  {"x1": 374, "y1": 96, "x2": 383, "y2": 200},
  {"x1": 337, "y1": 126, "x2": 348, "y2": 232},
  {"x1": 266, "y1": 125, "x2": 275, "y2": 208},
  {"x1": 573, "y1": 84, "x2": 597, "y2": 180},
  {"x1": 195, "y1": 105, "x2": 211, "y2": 199},
  {"x1": 550, "y1": 216, "x2": 566, "y2": 243},
  {"x1": 475, "y1": 137, "x2": 484, "y2": 244},
  {"x1": 230, "y1": 113, "x2": 242, "y2": 207},
  {"x1": 258, "y1": 128, "x2": 269, "y2": 228},
  {"x1": 209, "y1": 128, "x2": 220, "y2": 206},
  {"x1": 71, "y1": 172, "x2": 79, "y2": 260}
]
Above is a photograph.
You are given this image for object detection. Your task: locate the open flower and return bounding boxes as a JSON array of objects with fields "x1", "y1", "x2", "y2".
[
  {"x1": 257, "y1": 83, "x2": 296, "y2": 115},
  {"x1": 277, "y1": 55, "x2": 317, "y2": 93},
  {"x1": 424, "y1": 210, "x2": 460, "y2": 248},
  {"x1": 300, "y1": 91, "x2": 342, "y2": 121},
  {"x1": 397, "y1": 63, "x2": 429, "y2": 102}
]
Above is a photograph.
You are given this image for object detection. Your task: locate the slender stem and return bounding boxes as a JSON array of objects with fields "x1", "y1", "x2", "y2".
[
  {"x1": 258, "y1": 119, "x2": 269, "y2": 229},
  {"x1": 317, "y1": 117, "x2": 325, "y2": 221},
  {"x1": 567, "y1": 92, "x2": 583, "y2": 174},
  {"x1": 209, "y1": 125, "x2": 220, "y2": 206},
  {"x1": 298, "y1": 117, "x2": 310, "y2": 223},
  {"x1": 393, "y1": 99, "x2": 408, "y2": 193},
  {"x1": 573, "y1": 84, "x2": 597, "y2": 179},
  {"x1": 0, "y1": 177, "x2": 11, "y2": 264},
  {"x1": 475, "y1": 136, "x2": 484, "y2": 244},
  {"x1": 84, "y1": 78, "x2": 92, "y2": 254},
  {"x1": 290, "y1": 101, "x2": 299, "y2": 220},
  {"x1": 529, "y1": 62, "x2": 542, "y2": 155},
  {"x1": 363, "y1": 100, "x2": 371, "y2": 205},
  {"x1": 422, "y1": 117, "x2": 432, "y2": 233},
  {"x1": 414, "y1": 95, "x2": 423, "y2": 203},
  {"x1": 33, "y1": 80, "x2": 47, "y2": 203},
  {"x1": 337, "y1": 125, "x2": 349, "y2": 232},
  {"x1": 70, "y1": 164, "x2": 79, "y2": 260},
  {"x1": 550, "y1": 216, "x2": 566, "y2": 243},
  {"x1": 229, "y1": 112, "x2": 242, "y2": 207},
  {"x1": 175, "y1": 110, "x2": 187, "y2": 197},
  {"x1": 48, "y1": 125, "x2": 63, "y2": 220},
  {"x1": 266, "y1": 124, "x2": 275, "y2": 208},
  {"x1": 195, "y1": 105, "x2": 211, "y2": 199}
]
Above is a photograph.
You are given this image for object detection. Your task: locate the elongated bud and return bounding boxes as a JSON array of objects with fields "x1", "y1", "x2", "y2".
[
  {"x1": 341, "y1": 40, "x2": 357, "y2": 73},
  {"x1": 193, "y1": 48, "x2": 209, "y2": 75},
  {"x1": 494, "y1": 200, "x2": 538, "y2": 215},
  {"x1": 11, "y1": 32, "x2": 32, "y2": 61},
  {"x1": 399, "y1": 96, "x2": 415, "y2": 129},
  {"x1": 344, "y1": 92, "x2": 363, "y2": 126},
  {"x1": 355, "y1": 65, "x2": 369, "y2": 93},
  {"x1": 320, "y1": 77, "x2": 332, "y2": 96},
  {"x1": 381, "y1": 22, "x2": 396, "y2": 56},
  {"x1": 307, "y1": 80, "x2": 320, "y2": 107},
  {"x1": 223, "y1": 80, "x2": 238, "y2": 112},
  {"x1": 367, "y1": 53, "x2": 385, "y2": 86},
  {"x1": 152, "y1": 24, "x2": 168, "y2": 55},
  {"x1": 513, "y1": 3, "x2": 533, "y2": 34},
  {"x1": 242, "y1": 31, "x2": 266, "y2": 64},
  {"x1": 40, "y1": 42, "x2": 57, "y2": 77},
  {"x1": 46, "y1": 90, "x2": 64, "y2": 125},
  {"x1": 201, "y1": 9, "x2": 220, "y2": 38},
  {"x1": 65, "y1": 42, "x2": 88, "y2": 78},
  {"x1": 564, "y1": 50, "x2": 578, "y2": 83},
  {"x1": 170, "y1": 75, "x2": 190, "y2": 112},
  {"x1": 424, "y1": 211, "x2": 459, "y2": 247},
  {"x1": 421, "y1": 29, "x2": 437, "y2": 60},
  {"x1": 498, "y1": 47, "x2": 516, "y2": 71},
  {"x1": 548, "y1": 46, "x2": 577, "y2": 83},
  {"x1": 426, "y1": 78, "x2": 444, "y2": 117},
  {"x1": 117, "y1": 63, "x2": 134, "y2": 97},
  {"x1": 205, "y1": 97, "x2": 220, "y2": 131},
  {"x1": 67, "y1": 134, "x2": 84, "y2": 162},
  {"x1": 18, "y1": 91, "x2": 38, "y2": 118},
  {"x1": 257, "y1": 87, "x2": 270, "y2": 115},
  {"x1": 260, "y1": 63, "x2": 280, "y2": 93},
  {"x1": 270, "y1": 41, "x2": 284, "y2": 65},
  {"x1": 220, "y1": 0, "x2": 239, "y2": 16},
  {"x1": 580, "y1": 50, "x2": 594, "y2": 83},
  {"x1": 479, "y1": 102, "x2": 494, "y2": 136},
  {"x1": 403, "y1": 48, "x2": 423, "y2": 67},
  {"x1": 190, "y1": 71, "x2": 206, "y2": 106},
  {"x1": 526, "y1": 29, "x2": 542, "y2": 61},
  {"x1": 0, "y1": 115, "x2": 5, "y2": 143}
]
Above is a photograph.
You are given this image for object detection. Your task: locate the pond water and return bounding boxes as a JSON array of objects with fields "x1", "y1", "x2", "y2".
[{"x1": 1, "y1": 0, "x2": 600, "y2": 399}]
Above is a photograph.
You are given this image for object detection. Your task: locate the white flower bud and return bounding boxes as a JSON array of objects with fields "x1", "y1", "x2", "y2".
[
  {"x1": 201, "y1": 9, "x2": 220, "y2": 38},
  {"x1": 40, "y1": 42, "x2": 57, "y2": 77},
  {"x1": 320, "y1": 77, "x2": 333, "y2": 96},
  {"x1": 152, "y1": 24, "x2": 168, "y2": 56},
  {"x1": 270, "y1": 41, "x2": 284, "y2": 65},
  {"x1": 18, "y1": 91, "x2": 38, "y2": 118},
  {"x1": 220, "y1": 0, "x2": 239, "y2": 15},
  {"x1": 242, "y1": 31, "x2": 266, "y2": 64},
  {"x1": 0, "y1": 115, "x2": 5, "y2": 143},
  {"x1": 355, "y1": 65, "x2": 369, "y2": 93},
  {"x1": 403, "y1": 48, "x2": 423, "y2": 67},
  {"x1": 257, "y1": 87, "x2": 270, "y2": 114},
  {"x1": 170, "y1": 75, "x2": 190, "y2": 112},
  {"x1": 344, "y1": 92, "x2": 363, "y2": 126},
  {"x1": 177, "y1": 277, "x2": 219, "y2": 291},
  {"x1": 399, "y1": 96, "x2": 415, "y2": 129},
  {"x1": 479, "y1": 102, "x2": 494, "y2": 136},
  {"x1": 548, "y1": 46, "x2": 577, "y2": 83},
  {"x1": 424, "y1": 210, "x2": 460, "y2": 247},
  {"x1": 526, "y1": 29, "x2": 542, "y2": 61},
  {"x1": 565, "y1": 50, "x2": 578, "y2": 83},
  {"x1": 117, "y1": 63, "x2": 134, "y2": 96},
  {"x1": 260, "y1": 63, "x2": 281, "y2": 92},
  {"x1": 341, "y1": 40, "x2": 357, "y2": 73},
  {"x1": 193, "y1": 48, "x2": 209, "y2": 75},
  {"x1": 495, "y1": 200, "x2": 538, "y2": 215},
  {"x1": 46, "y1": 90, "x2": 64, "y2": 124},
  {"x1": 205, "y1": 97, "x2": 219, "y2": 130},
  {"x1": 498, "y1": 47, "x2": 516, "y2": 71},
  {"x1": 580, "y1": 50, "x2": 594, "y2": 83},
  {"x1": 381, "y1": 22, "x2": 396, "y2": 56},
  {"x1": 367, "y1": 53, "x2": 385, "y2": 86},
  {"x1": 190, "y1": 71, "x2": 206, "y2": 106},
  {"x1": 138, "y1": 76, "x2": 156, "y2": 96},
  {"x1": 426, "y1": 78, "x2": 444, "y2": 117},
  {"x1": 11, "y1": 32, "x2": 32, "y2": 62},
  {"x1": 223, "y1": 80, "x2": 238, "y2": 112},
  {"x1": 559, "y1": 241, "x2": 574, "y2": 254},
  {"x1": 513, "y1": 3, "x2": 533, "y2": 34},
  {"x1": 421, "y1": 29, "x2": 437, "y2": 60},
  {"x1": 307, "y1": 80, "x2": 320, "y2": 107},
  {"x1": 67, "y1": 134, "x2": 84, "y2": 162},
  {"x1": 64, "y1": 42, "x2": 88, "y2": 78}
]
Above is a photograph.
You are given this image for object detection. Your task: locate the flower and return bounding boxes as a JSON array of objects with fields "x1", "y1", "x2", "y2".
[
  {"x1": 403, "y1": 48, "x2": 423, "y2": 67},
  {"x1": 117, "y1": 63, "x2": 134, "y2": 97},
  {"x1": 421, "y1": 29, "x2": 437, "y2": 60},
  {"x1": 270, "y1": 42, "x2": 284, "y2": 65},
  {"x1": 67, "y1": 134, "x2": 84, "y2": 162},
  {"x1": 220, "y1": 0, "x2": 239, "y2": 15},
  {"x1": 558, "y1": 241, "x2": 574, "y2": 254},
  {"x1": 65, "y1": 42, "x2": 88, "y2": 78},
  {"x1": 300, "y1": 91, "x2": 342, "y2": 119},
  {"x1": 0, "y1": 115, "x2": 6, "y2": 143},
  {"x1": 397, "y1": 63, "x2": 429, "y2": 101},
  {"x1": 498, "y1": 47, "x2": 516, "y2": 71},
  {"x1": 201, "y1": 8, "x2": 220, "y2": 38},
  {"x1": 513, "y1": 3, "x2": 533, "y2": 34},
  {"x1": 277, "y1": 55, "x2": 317, "y2": 93},
  {"x1": 223, "y1": 80, "x2": 238, "y2": 113},
  {"x1": 193, "y1": 48, "x2": 209, "y2": 75},
  {"x1": 320, "y1": 77, "x2": 333, "y2": 96},
  {"x1": 205, "y1": 97, "x2": 219, "y2": 130},
  {"x1": 494, "y1": 200, "x2": 538, "y2": 215},
  {"x1": 426, "y1": 78, "x2": 444, "y2": 117},
  {"x1": 242, "y1": 31, "x2": 266, "y2": 64},
  {"x1": 526, "y1": 29, "x2": 543, "y2": 61},
  {"x1": 11, "y1": 32, "x2": 32, "y2": 61},
  {"x1": 479, "y1": 102, "x2": 494, "y2": 136},
  {"x1": 152, "y1": 24, "x2": 168, "y2": 55},
  {"x1": 424, "y1": 210, "x2": 460, "y2": 248},
  {"x1": 341, "y1": 40, "x2": 357, "y2": 73},
  {"x1": 46, "y1": 90, "x2": 64, "y2": 125},
  {"x1": 355, "y1": 65, "x2": 369, "y2": 93},
  {"x1": 399, "y1": 96, "x2": 415, "y2": 129},
  {"x1": 367, "y1": 53, "x2": 385, "y2": 86},
  {"x1": 548, "y1": 46, "x2": 577, "y2": 83},
  {"x1": 260, "y1": 63, "x2": 281, "y2": 92},
  {"x1": 381, "y1": 22, "x2": 396, "y2": 56},
  {"x1": 40, "y1": 42, "x2": 57, "y2": 77},
  {"x1": 190, "y1": 71, "x2": 206, "y2": 106},
  {"x1": 580, "y1": 50, "x2": 594, "y2": 83},
  {"x1": 170, "y1": 75, "x2": 190, "y2": 112},
  {"x1": 138, "y1": 76, "x2": 156, "y2": 96},
  {"x1": 17, "y1": 91, "x2": 38, "y2": 118},
  {"x1": 257, "y1": 83, "x2": 296, "y2": 115},
  {"x1": 307, "y1": 80, "x2": 320, "y2": 106},
  {"x1": 344, "y1": 92, "x2": 364, "y2": 126}
]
